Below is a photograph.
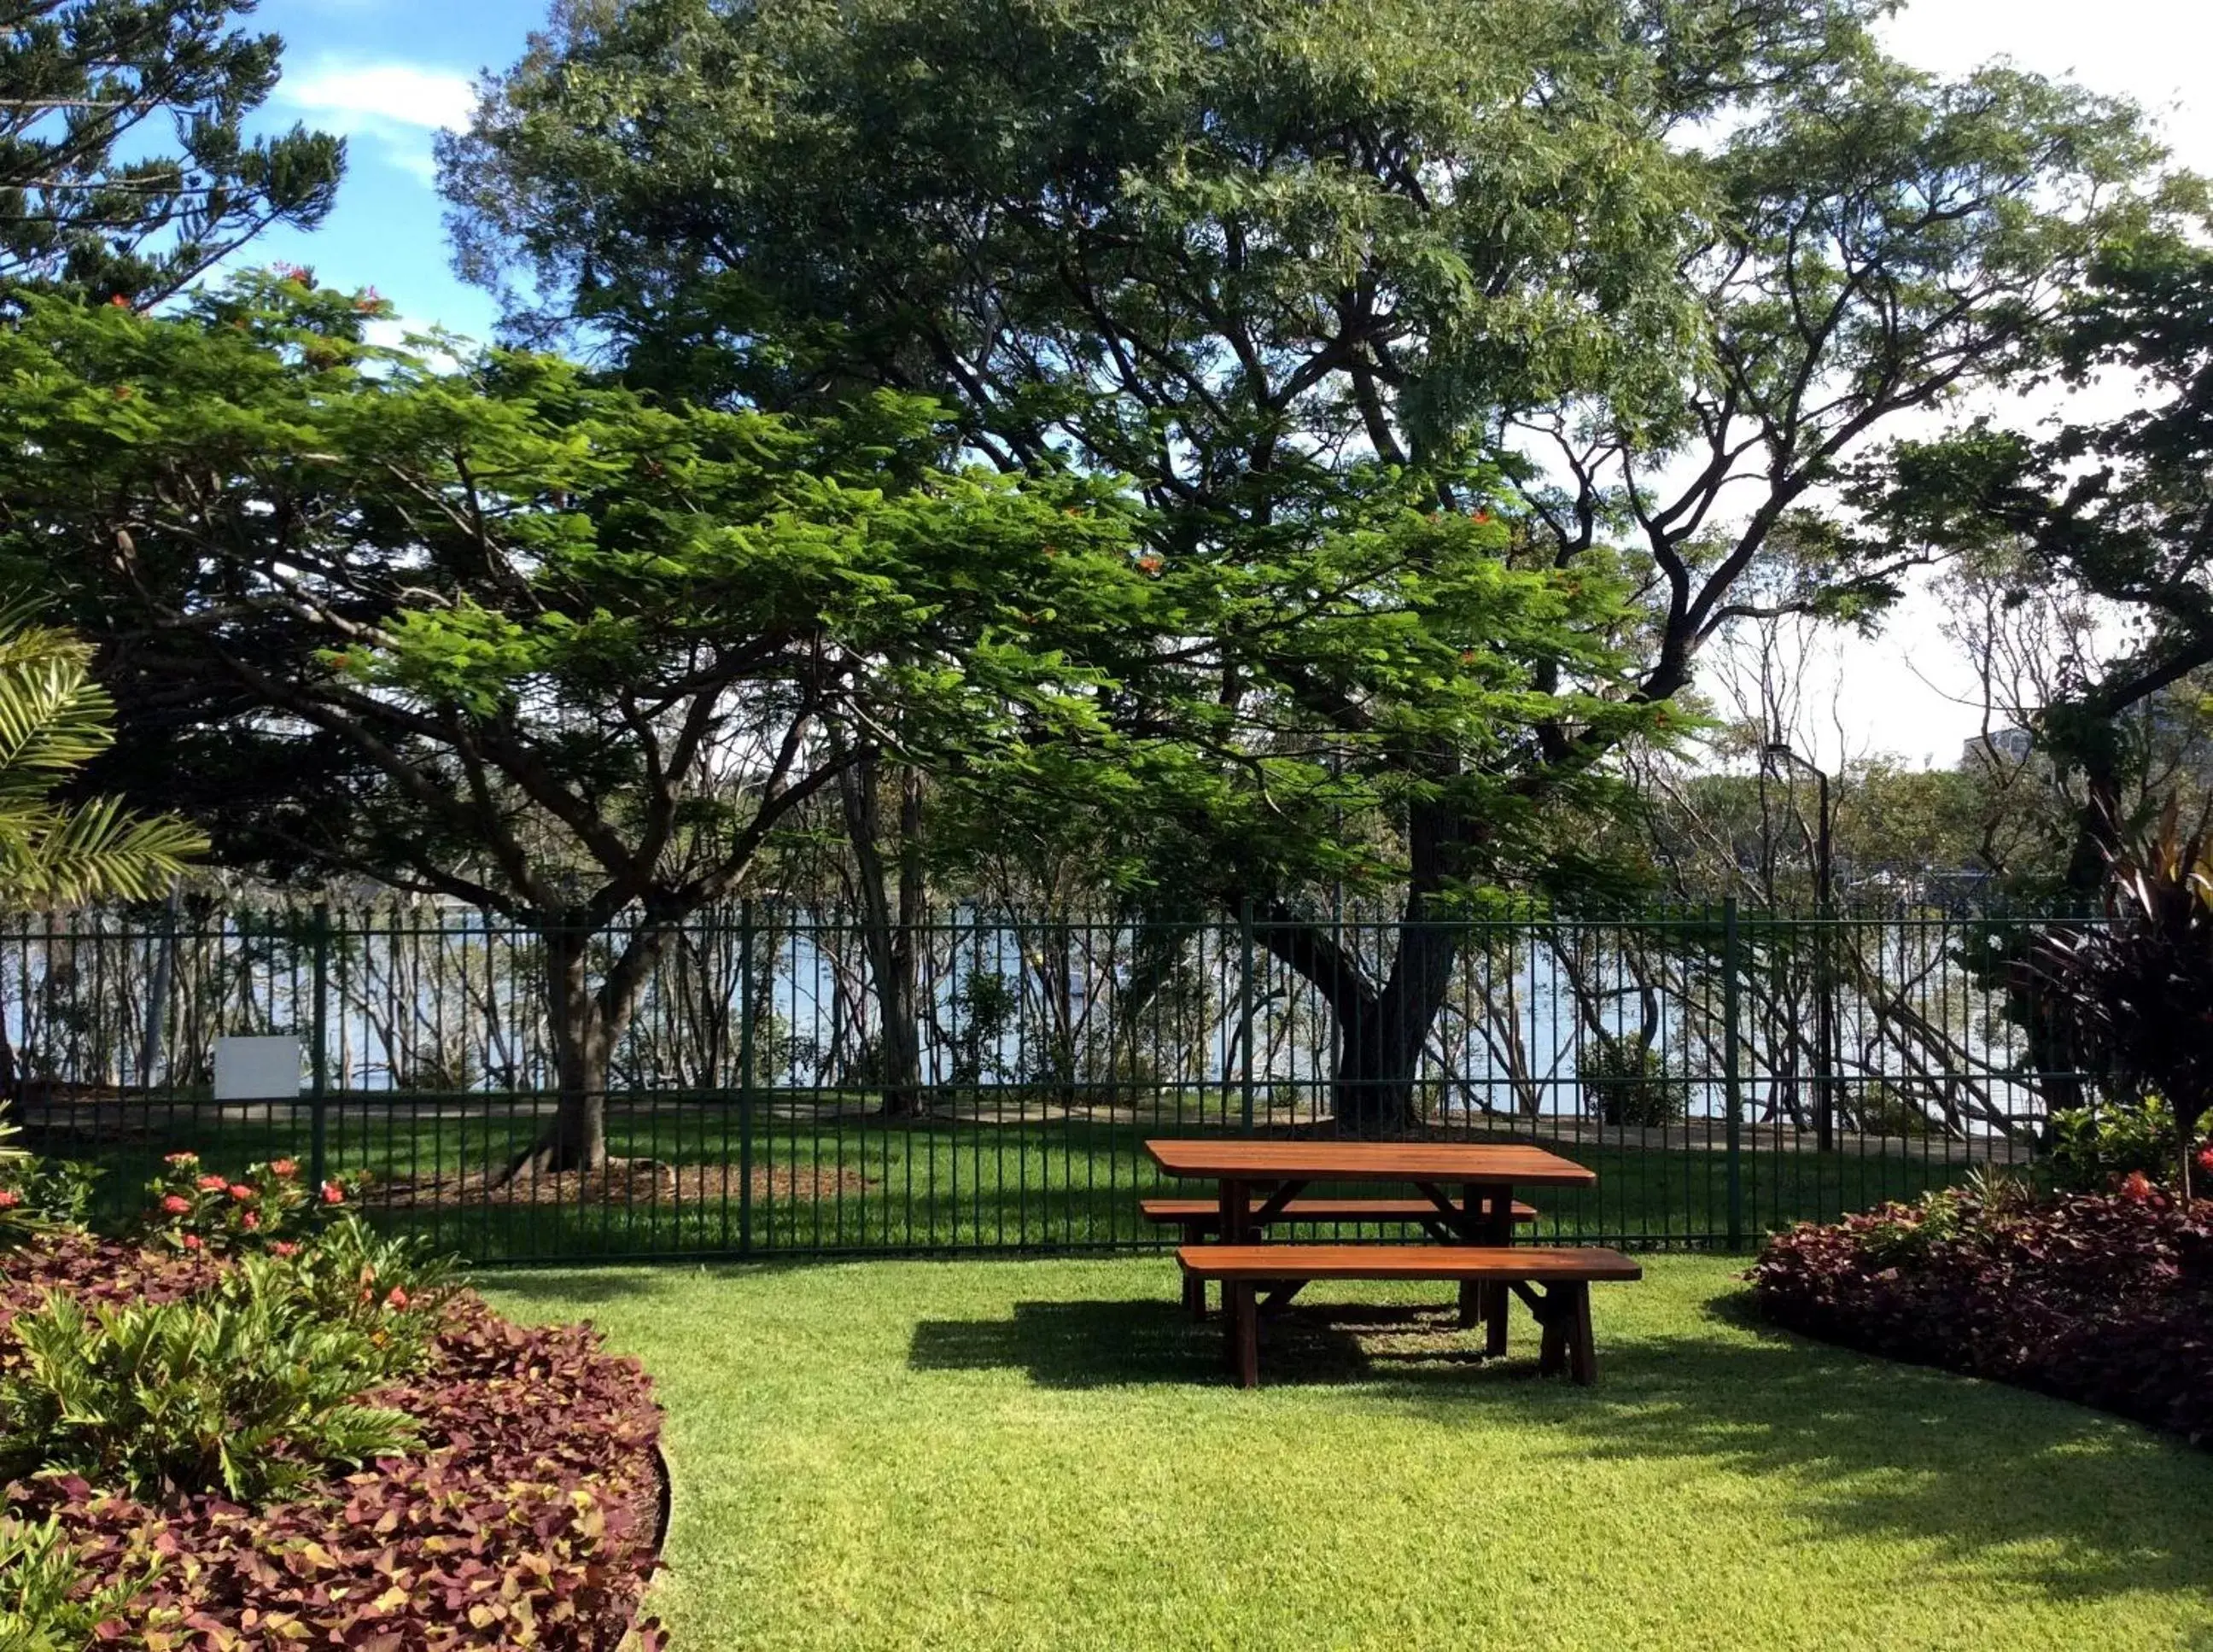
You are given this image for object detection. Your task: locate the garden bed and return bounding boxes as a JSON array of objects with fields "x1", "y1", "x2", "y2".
[
  {"x1": 368, "y1": 1157, "x2": 873, "y2": 1209},
  {"x1": 1, "y1": 1231, "x2": 667, "y2": 1649},
  {"x1": 1749, "y1": 1182, "x2": 2213, "y2": 1445}
]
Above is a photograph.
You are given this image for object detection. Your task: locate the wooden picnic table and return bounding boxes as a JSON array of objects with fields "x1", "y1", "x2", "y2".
[{"x1": 1142, "y1": 1137, "x2": 1599, "y2": 1354}]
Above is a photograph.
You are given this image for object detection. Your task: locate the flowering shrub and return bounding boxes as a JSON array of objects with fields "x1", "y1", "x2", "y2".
[
  {"x1": 139, "y1": 1152, "x2": 356, "y2": 1254},
  {"x1": 0, "y1": 1235, "x2": 665, "y2": 1649},
  {"x1": 1750, "y1": 1185, "x2": 2213, "y2": 1444}
]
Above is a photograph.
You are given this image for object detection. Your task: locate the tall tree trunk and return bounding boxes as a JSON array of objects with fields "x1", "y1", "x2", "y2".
[
  {"x1": 1328, "y1": 914, "x2": 1461, "y2": 1135},
  {"x1": 838, "y1": 750, "x2": 925, "y2": 1116},
  {"x1": 1259, "y1": 797, "x2": 1470, "y2": 1137},
  {"x1": 503, "y1": 919, "x2": 666, "y2": 1180}
]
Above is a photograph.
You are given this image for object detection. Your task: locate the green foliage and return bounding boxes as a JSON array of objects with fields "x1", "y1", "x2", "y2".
[
  {"x1": 2029, "y1": 807, "x2": 2213, "y2": 1182},
  {"x1": 0, "y1": 1, "x2": 343, "y2": 304},
  {"x1": 0, "y1": 1514, "x2": 149, "y2": 1652},
  {"x1": 1580, "y1": 1033, "x2": 1688, "y2": 1128},
  {"x1": 138, "y1": 1151, "x2": 349, "y2": 1256},
  {"x1": 0, "y1": 1255, "x2": 423, "y2": 1504},
  {"x1": 2046, "y1": 1096, "x2": 2179, "y2": 1195},
  {"x1": 0, "y1": 608, "x2": 202, "y2": 909}
]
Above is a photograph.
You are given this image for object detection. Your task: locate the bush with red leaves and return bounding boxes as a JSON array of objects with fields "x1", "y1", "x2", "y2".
[
  {"x1": 1, "y1": 1234, "x2": 666, "y2": 1649},
  {"x1": 1749, "y1": 1183, "x2": 2213, "y2": 1445}
]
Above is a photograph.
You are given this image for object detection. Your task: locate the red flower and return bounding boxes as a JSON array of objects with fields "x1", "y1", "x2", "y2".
[
  {"x1": 241, "y1": 1211, "x2": 260, "y2": 1230},
  {"x1": 270, "y1": 1159, "x2": 299, "y2": 1177},
  {"x1": 321, "y1": 1182, "x2": 345, "y2": 1205},
  {"x1": 182, "y1": 1233, "x2": 203, "y2": 1251},
  {"x1": 2195, "y1": 1146, "x2": 2213, "y2": 1177},
  {"x1": 0, "y1": 1188, "x2": 20, "y2": 1211},
  {"x1": 164, "y1": 1152, "x2": 199, "y2": 1165},
  {"x1": 272, "y1": 1240, "x2": 300, "y2": 1258},
  {"x1": 385, "y1": 1287, "x2": 410, "y2": 1311},
  {"x1": 2120, "y1": 1170, "x2": 2158, "y2": 1203},
  {"x1": 161, "y1": 1194, "x2": 191, "y2": 1214},
  {"x1": 108, "y1": 294, "x2": 130, "y2": 307},
  {"x1": 228, "y1": 1183, "x2": 254, "y2": 1201},
  {"x1": 1470, "y1": 509, "x2": 1492, "y2": 523},
  {"x1": 197, "y1": 1174, "x2": 227, "y2": 1192},
  {"x1": 1135, "y1": 554, "x2": 1164, "y2": 575}
]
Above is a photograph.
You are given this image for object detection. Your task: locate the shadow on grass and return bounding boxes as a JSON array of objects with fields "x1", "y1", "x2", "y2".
[
  {"x1": 908, "y1": 1286, "x2": 2213, "y2": 1619},
  {"x1": 912, "y1": 1296, "x2": 1531, "y2": 1390}
]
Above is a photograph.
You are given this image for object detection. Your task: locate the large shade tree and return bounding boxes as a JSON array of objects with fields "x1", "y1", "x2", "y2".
[
  {"x1": 0, "y1": 276, "x2": 1194, "y2": 1173},
  {"x1": 1860, "y1": 227, "x2": 2213, "y2": 899},
  {"x1": 441, "y1": 0, "x2": 2171, "y2": 1131}
]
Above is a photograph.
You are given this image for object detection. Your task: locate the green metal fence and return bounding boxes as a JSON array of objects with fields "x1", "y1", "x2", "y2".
[{"x1": 1, "y1": 900, "x2": 2091, "y2": 1260}]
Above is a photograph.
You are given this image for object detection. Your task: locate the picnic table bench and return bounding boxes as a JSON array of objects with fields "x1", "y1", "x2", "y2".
[
  {"x1": 1180, "y1": 1243, "x2": 1643, "y2": 1387},
  {"x1": 1140, "y1": 1195, "x2": 1538, "y2": 1316},
  {"x1": 1144, "y1": 1138, "x2": 1637, "y2": 1387}
]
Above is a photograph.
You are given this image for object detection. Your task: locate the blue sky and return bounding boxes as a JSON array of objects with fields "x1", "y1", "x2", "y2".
[{"x1": 238, "y1": 0, "x2": 553, "y2": 341}]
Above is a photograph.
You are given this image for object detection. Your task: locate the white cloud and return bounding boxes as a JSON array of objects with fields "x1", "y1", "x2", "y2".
[{"x1": 279, "y1": 61, "x2": 479, "y2": 185}]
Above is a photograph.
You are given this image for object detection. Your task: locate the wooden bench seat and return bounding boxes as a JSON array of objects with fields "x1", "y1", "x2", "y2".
[
  {"x1": 1143, "y1": 1195, "x2": 1540, "y2": 1318},
  {"x1": 1177, "y1": 1243, "x2": 1642, "y2": 1388}
]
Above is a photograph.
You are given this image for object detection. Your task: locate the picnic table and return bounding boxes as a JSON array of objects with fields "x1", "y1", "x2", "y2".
[{"x1": 1142, "y1": 1137, "x2": 1635, "y2": 1386}]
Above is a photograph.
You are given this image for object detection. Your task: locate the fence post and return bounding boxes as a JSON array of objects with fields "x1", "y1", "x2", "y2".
[
  {"x1": 1238, "y1": 896, "x2": 1256, "y2": 1135},
  {"x1": 308, "y1": 903, "x2": 330, "y2": 1196},
  {"x1": 1722, "y1": 896, "x2": 1743, "y2": 1251},
  {"x1": 737, "y1": 898, "x2": 755, "y2": 1258}
]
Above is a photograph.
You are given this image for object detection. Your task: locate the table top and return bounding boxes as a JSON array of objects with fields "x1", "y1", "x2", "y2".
[{"x1": 1142, "y1": 1138, "x2": 1598, "y2": 1187}]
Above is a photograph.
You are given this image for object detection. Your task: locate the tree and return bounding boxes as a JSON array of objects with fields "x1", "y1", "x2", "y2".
[
  {"x1": 0, "y1": 275, "x2": 1179, "y2": 1174},
  {"x1": 442, "y1": 0, "x2": 2169, "y2": 1132},
  {"x1": 0, "y1": 604, "x2": 201, "y2": 908},
  {"x1": 1861, "y1": 227, "x2": 2213, "y2": 900},
  {"x1": 0, "y1": 602, "x2": 203, "y2": 1098},
  {"x1": 0, "y1": 1, "x2": 342, "y2": 303}
]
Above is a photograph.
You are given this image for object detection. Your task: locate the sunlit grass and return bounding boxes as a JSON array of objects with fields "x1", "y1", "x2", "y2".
[{"x1": 487, "y1": 1255, "x2": 2213, "y2": 1651}]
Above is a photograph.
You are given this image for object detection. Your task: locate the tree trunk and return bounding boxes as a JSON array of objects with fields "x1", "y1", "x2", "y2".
[
  {"x1": 503, "y1": 923, "x2": 613, "y2": 1177},
  {"x1": 1328, "y1": 915, "x2": 1461, "y2": 1135},
  {"x1": 838, "y1": 750, "x2": 925, "y2": 1116}
]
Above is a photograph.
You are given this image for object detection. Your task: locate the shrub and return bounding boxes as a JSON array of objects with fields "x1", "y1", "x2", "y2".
[
  {"x1": 0, "y1": 1515, "x2": 151, "y2": 1652},
  {"x1": 1750, "y1": 1186, "x2": 2213, "y2": 1444},
  {"x1": 0, "y1": 1255, "x2": 421, "y2": 1503},
  {"x1": 0, "y1": 1106, "x2": 100, "y2": 1248},
  {"x1": 2046, "y1": 1095, "x2": 2181, "y2": 1193},
  {"x1": 0, "y1": 1235, "x2": 665, "y2": 1649},
  {"x1": 2028, "y1": 805, "x2": 2213, "y2": 1190},
  {"x1": 137, "y1": 1151, "x2": 354, "y2": 1255},
  {"x1": 1581, "y1": 1033, "x2": 1688, "y2": 1128}
]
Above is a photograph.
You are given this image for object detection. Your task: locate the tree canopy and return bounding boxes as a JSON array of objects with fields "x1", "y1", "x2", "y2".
[
  {"x1": 0, "y1": 1, "x2": 342, "y2": 303},
  {"x1": 439, "y1": 0, "x2": 2175, "y2": 1128}
]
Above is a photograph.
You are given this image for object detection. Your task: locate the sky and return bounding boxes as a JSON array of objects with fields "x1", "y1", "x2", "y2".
[{"x1": 236, "y1": 0, "x2": 2213, "y2": 772}]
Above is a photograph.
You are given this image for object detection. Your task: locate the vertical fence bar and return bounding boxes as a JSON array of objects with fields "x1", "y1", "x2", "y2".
[
  {"x1": 308, "y1": 902, "x2": 330, "y2": 1196},
  {"x1": 737, "y1": 899, "x2": 755, "y2": 1259},
  {"x1": 1723, "y1": 896, "x2": 1743, "y2": 1252},
  {"x1": 1238, "y1": 897, "x2": 1256, "y2": 1135}
]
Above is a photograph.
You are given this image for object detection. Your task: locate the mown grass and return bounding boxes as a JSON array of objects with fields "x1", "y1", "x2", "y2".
[
  {"x1": 483, "y1": 1254, "x2": 2213, "y2": 1651},
  {"x1": 49, "y1": 1095, "x2": 1974, "y2": 1261}
]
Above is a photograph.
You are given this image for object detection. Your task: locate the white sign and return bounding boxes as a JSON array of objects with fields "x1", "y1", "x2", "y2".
[{"x1": 213, "y1": 1036, "x2": 304, "y2": 1100}]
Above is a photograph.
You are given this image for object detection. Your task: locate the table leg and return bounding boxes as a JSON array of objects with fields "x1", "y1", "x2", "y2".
[
  {"x1": 1231, "y1": 1281, "x2": 1261, "y2": 1388},
  {"x1": 1476, "y1": 1181, "x2": 1513, "y2": 1356},
  {"x1": 1182, "y1": 1221, "x2": 1208, "y2": 1318}
]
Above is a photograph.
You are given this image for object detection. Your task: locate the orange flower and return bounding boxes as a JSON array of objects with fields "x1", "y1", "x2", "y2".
[
  {"x1": 182, "y1": 1233, "x2": 203, "y2": 1251},
  {"x1": 321, "y1": 1181, "x2": 345, "y2": 1205},
  {"x1": 2120, "y1": 1170, "x2": 2157, "y2": 1203},
  {"x1": 161, "y1": 1194, "x2": 191, "y2": 1214},
  {"x1": 271, "y1": 1159, "x2": 299, "y2": 1177},
  {"x1": 0, "y1": 1189, "x2": 20, "y2": 1211},
  {"x1": 385, "y1": 1286, "x2": 411, "y2": 1311}
]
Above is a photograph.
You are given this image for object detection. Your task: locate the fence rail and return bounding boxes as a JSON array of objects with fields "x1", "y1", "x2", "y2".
[{"x1": 2, "y1": 900, "x2": 2093, "y2": 1261}]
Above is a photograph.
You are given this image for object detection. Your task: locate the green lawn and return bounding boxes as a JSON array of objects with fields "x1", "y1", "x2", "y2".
[{"x1": 483, "y1": 1254, "x2": 2213, "y2": 1651}]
